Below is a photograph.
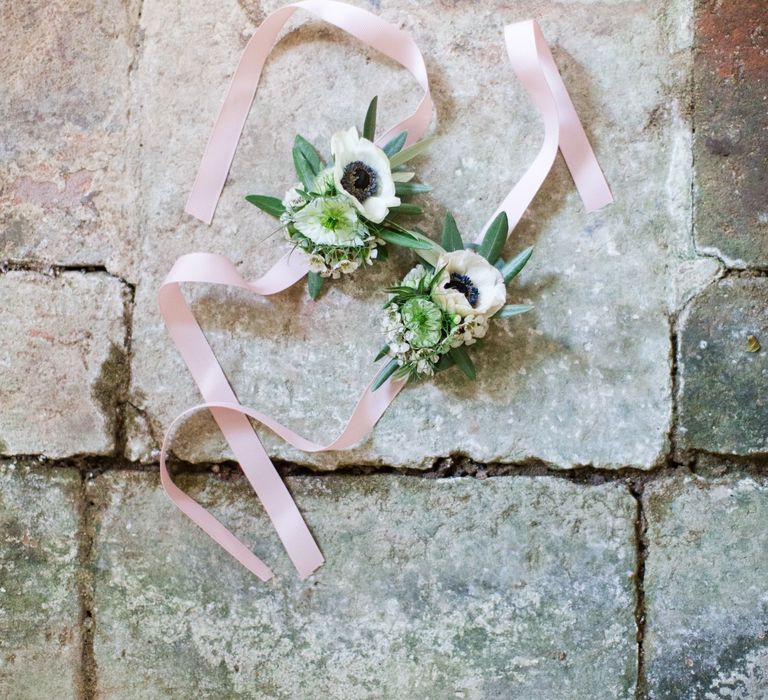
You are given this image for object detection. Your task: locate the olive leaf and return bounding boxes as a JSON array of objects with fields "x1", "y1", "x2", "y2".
[
  {"x1": 389, "y1": 203, "x2": 423, "y2": 216},
  {"x1": 307, "y1": 271, "x2": 324, "y2": 300},
  {"x1": 363, "y1": 96, "x2": 378, "y2": 141},
  {"x1": 477, "y1": 211, "x2": 508, "y2": 264},
  {"x1": 292, "y1": 135, "x2": 323, "y2": 190},
  {"x1": 500, "y1": 246, "x2": 534, "y2": 283},
  {"x1": 383, "y1": 131, "x2": 407, "y2": 157},
  {"x1": 376, "y1": 229, "x2": 433, "y2": 250},
  {"x1": 448, "y1": 346, "x2": 476, "y2": 380},
  {"x1": 495, "y1": 304, "x2": 534, "y2": 318},
  {"x1": 372, "y1": 358, "x2": 400, "y2": 391},
  {"x1": 394, "y1": 181, "x2": 432, "y2": 196},
  {"x1": 388, "y1": 135, "x2": 436, "y2": 168},
  {"x1": 441, "y1": 212, "x2": 464, "y2": 252},
  {"x1": 244, "y1": 194, "x2": 285, "y2": 219}
]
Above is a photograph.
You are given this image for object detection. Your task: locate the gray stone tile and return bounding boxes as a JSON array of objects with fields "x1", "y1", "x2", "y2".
[
  {"x1": 693, "y1": 0, "x2": 768, "y2": 268},
  {"x1": 0, "y1": 463, "x2": 81, "y2": 699},
  {"x1": 0, "y1": 272, "x2": 128, "y2": 458},
  {"x1": 677, "y1": 277, "x2": 768, "y2": 456},
  {"x1": 0, "y1": 0, "x2": 142, "y2": 281},
  {"x1": 91, "y1": 471, "x2": 638, "y2": 699},
  {"x1": 644, "y1": 475, "x2": 768, "y2": 698},
  {"x1": 127, "y1": 0, "x2": 702, "y2": 469}
]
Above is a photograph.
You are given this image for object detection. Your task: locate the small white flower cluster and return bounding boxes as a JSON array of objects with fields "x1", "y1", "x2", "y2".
[
  {"x1": 382, "y1": 305, "x2": 447, "y2": 376},
  {"x1": 305, "y1": 242, "x2": 379, "y2": 279},
  {"x1": 453, "y1": 313, "x2": 489, "y2": 346}
]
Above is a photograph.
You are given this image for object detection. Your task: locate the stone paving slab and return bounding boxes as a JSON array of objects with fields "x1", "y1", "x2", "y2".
[
  {"x1": 676, "y1": 277, "x2": 768, "y2": 456},
  {"x1": 644, "y1": 475, "x2": 768, "y2": 699},
  {"x1": 89, "y1": 471, "x2": 638, "y2": 698},
  {"x1": 0, "y1": 272, "x2": 127, "y2": 458},
  {"x1": 125, "y1": 0, "x2": 706, "y2": 470},
  {"x1": 693, "y1": 0, "x2": 768, "y2": 268},
  {"x1": 0, "y1": 463, "x2": 81, "y2": 700},
  {"x1": 0, "y1": 0, "x2": 141, "y2": 281}
]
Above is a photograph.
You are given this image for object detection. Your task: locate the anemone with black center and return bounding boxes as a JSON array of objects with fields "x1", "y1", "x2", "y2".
[
  {"x1": 446, "y1": 273, "x2": 479, "y2": 307},
  {"x1": 340, "y1": 160, "x2": 378, "y2": 202}
]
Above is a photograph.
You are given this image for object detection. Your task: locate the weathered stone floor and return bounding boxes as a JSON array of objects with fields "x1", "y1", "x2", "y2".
[{"x1": 1, "y1": 0, "x2": 766, "y2": 697}]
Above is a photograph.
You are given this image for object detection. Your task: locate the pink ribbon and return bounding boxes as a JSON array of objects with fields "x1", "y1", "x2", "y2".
[
  {"x1": 478, "y1": 20, "x2": 612, "y2": 237},
  {"x1": 159, "y1": 7, "x2": 613, "y2": 581},
  {"x1": 159, "y1": 252, "x2": 406, "y2": 581}
]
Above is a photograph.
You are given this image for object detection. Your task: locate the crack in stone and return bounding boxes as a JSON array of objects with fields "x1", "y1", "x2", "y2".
[
  {"x1": 75, "y1": 470, "x2": 97, "y2": 700},
  {"x1": 630, "y1": 482, "x2": 650, "y2": 700}
]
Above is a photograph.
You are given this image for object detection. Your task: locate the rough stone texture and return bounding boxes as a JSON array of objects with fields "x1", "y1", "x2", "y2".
[
  {"x1": 693, "y1": 0, "x2": 768, "y2": 268},
  {"x1": 127, "y1": 0, "x2": 707, "y2": 470},
  {"x1": 0, "y1": 272, "x2": 128, "y2": 457},
  {"x1": 0, "y1": 0, "x2": 141, "y2": 281},
  {"x1": 677, "y1": 277, "x2": 768, "y2": 456},
  {"x1": 0, "y1": 463, "x2": 81, "y2": 699},
  {"x1": 90, "y1": 471, "x2": 637, "y2": 698},
  {"x1": 644, "y1": 475, "x2": 768, "y2": 698}
]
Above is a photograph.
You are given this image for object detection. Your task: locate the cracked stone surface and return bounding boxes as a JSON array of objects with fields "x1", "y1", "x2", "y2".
[
  {"x1": 676, "y1": 277, "x2": 768, "y2": 456},
  {"x1": 0, "y1": 272, "x2": 127, "y2": 457},
  {"x1": 644, "y1": 475, "x2": 768, "y2": 699},
  {"x1": 0, "y1": 463, "x2": 81, "y2": 699},
  {"x1": 693, "y1": 0, "x2": 768, "y2": 268},
  {"x1": 90, "y1": 471, "x2": 637, "y2": 699},
  {"x1": 126, "y1": 0, "x2": 706, "y2": 470},
  {"x1": 0, "y1": 0, "x2": 141, "y2": 281}
]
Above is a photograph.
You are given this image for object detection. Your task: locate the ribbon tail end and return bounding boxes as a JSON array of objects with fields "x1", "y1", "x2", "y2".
[
  {"x1": 585, "y1": 190, "x2": 615, "y2": 213},
  {"x1": 297, "y1": 555, "x2": 326, "y2": 581},
  {"x1": 184, "y1": 199, "x2": 215, "y2": 226}
]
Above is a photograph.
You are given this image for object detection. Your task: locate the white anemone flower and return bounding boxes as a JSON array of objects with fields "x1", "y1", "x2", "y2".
[
  {"x1": 431, "y1": 250, "x2": 507, "y2": 319},
  {"x1": 331, "y1": 126, "x2": 399, "y2": 223}
]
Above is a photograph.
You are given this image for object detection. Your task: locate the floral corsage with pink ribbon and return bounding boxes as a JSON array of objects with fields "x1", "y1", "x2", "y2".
[
  {"x1": 246, "y1": 97, "x2": 435, "y2": 298},
  {"x1": 373, "y1": 211, "x2": 534, "y2": 388}
]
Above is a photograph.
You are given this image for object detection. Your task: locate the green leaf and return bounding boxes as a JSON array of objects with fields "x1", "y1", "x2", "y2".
[
  {"x1": 295, "y1": 135, "x2": 323, "y2": 173},
  {"x1": 494, "y1": 304, "x2": 534, "y2": 319},
  {"x1": 389, "y1": 203, "x2": 423, "y2": 216},
  {"x1": 292, "y1": 135, "x2": 323, "y2": 190},
  {"x1": 383, "y1": 132, "x2": 407, "y2": 157},
  {"x1": 245, "y1": 194, "x2": 285, "y2": 219},
  {"x1": 377, "y1": 229, "x2": 434, "y2": 250},
  {"x1": 363, "y1": 96, "x2": 378, "y2": 141},
  {"x1": 372, "y1": 358, "x2": 400, "y2": 391},
  {"x1": 448, "y1": 346, "x2": 476, "y2": 380},
  {"x1": 375, "y1": 244, "x2": 389, "y2": 262},
  {"x1": 394, "y1": 181, "x2": 432, "y2": 196},
  {"x1": 374, "y1": 345, "x2": 390, "y2": 362},
  {"x1": 441, "y1": 212, "x2": 464, "y2": 252},
  {"x1": 307, "y1": 271, "x2": 324, "y2": 300},
  {"x1": 477, "y1": 211, "x2": 508, "y2": 264},
  {"x1": 500, "y1": 246, "x2": 534, "y2": 283},
  {"x1": 434, "y1": 353, "x2": 456, "y2": 373},
  {"x1": 389, "y1": 135, "x2": 436, "y2": 168}
]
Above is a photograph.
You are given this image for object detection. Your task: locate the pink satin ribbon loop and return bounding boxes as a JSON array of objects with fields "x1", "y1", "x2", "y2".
[
  {"x1": 186, "y1": 0, "x2": 433, "y2": 224},
  {"x1": 479, "y1": 20, "x2": 612, "y2": 239},
  {"x1": 159, "y1": 252, "x2": 406, "y2": 580}
]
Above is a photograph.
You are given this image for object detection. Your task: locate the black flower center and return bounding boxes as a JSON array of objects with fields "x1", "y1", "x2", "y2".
[
  {"x1": 446, "y1": 273, "x2": 479, "y2": 307},
  {"x1": 341, "y1": 161, "x2": 378, "y2": 201}
]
